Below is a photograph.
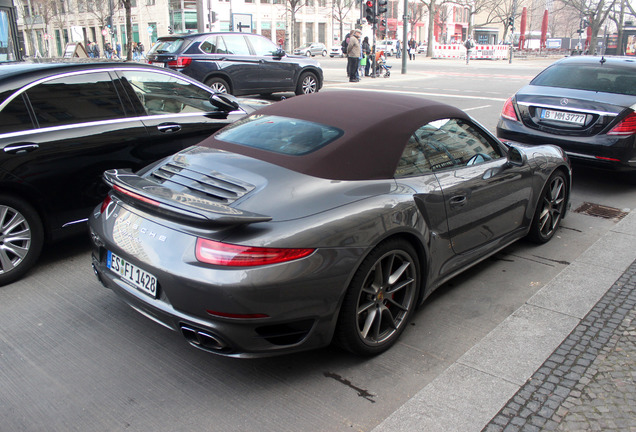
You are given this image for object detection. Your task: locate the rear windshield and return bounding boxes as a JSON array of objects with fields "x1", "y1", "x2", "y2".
[
  {"x1": 215, "y1": 115, "x2": 343, "y2": 155},
  {"x1": 147, "y1": 39, "x2": 185, "y2": 55},
  {"x1": 531, "y1": 63, "x2": 636, "y2": 96}
]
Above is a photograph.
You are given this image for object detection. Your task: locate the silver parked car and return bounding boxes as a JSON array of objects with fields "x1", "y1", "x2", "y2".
[
  {"x1": 294, "y1": 42, "x2": 328, "y2": 57},
  {"x1": 89, "y1": 91, "x2": 571, "y2": 358}
]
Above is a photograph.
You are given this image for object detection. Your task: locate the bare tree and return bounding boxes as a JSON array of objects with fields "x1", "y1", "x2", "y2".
[
  {"x1": 285, "y1": 0, "x2": 305, "y2": 51},
  {"x1": 453, "y1": 0, "x2": 493, "y2": 40},
  {"x1": 418, "y1": 0, "x2": 439, "y2": 57},
  {"x1": 119, "y1": 0, "x2": 134, "y2": 60},
  {"x1": 559, "y1": 0, "x2": 617, "y2": 54},
  {"x1": 15, "y1": 0, "x2": 38, "y2": 56},
  {"x1": 332, "y1": 0, "x2": 356, "y2": 42}
]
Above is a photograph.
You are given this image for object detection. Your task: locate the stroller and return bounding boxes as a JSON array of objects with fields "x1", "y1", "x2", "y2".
[{"x1": 374, "y1": 50, "x2": 391, "y2": 78}]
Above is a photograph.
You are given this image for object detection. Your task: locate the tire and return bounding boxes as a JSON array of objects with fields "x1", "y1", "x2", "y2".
[
  {"x1": 295, "y1": 71, "x2": 319, "y2": 95},
  {"x1": 322, "y1": 50, "x2": 327, "y2": 57},
  {"x1": 334, "y1": 239, "x2": 420, "y2": 356},
  {"x1": 0, "y1": 196, "x2": 44, "y2": 286},
  {"x1": 205, "y1": 77, "x2": 231, "y2": 94},
  {"x1": 527, "y1": 171, "x2": 568, "y2": 244},
  {"x1": 305, "y1": 51, "x2": 311, "y2": 57}
]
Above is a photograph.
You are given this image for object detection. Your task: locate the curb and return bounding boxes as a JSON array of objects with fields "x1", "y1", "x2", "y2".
[{"x1": 372, "y1": 211, "x2": 636, "y2": 432}]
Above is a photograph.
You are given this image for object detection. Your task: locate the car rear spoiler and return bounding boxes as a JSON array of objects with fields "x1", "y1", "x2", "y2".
[{"x1": 103, "y1": 169, "x2": 272, "y2": 225}]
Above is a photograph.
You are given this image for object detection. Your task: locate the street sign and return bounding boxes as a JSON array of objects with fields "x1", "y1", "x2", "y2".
[
  {"x1": 147, "y1": 26, "x2": 154, "y2": 35},
  {"x1": 102, "y1": 28, "x2": 108, "y2": 36}
]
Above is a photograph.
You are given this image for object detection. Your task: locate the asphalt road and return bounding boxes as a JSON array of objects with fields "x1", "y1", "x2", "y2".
[{"x1": 1, "y1": 57, "x2": 634, "y2": 432}]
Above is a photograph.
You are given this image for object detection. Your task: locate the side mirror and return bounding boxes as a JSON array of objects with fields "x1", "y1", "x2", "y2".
[
  {"x1": 506, "y1": 145, "x2": 527, "y2": 167},
  {"x1": 210, "y1": 93, "x2": 240, "y2": 112},
  {"x1": 273, "y1": 48, "x2": 285, "y2": 58}
]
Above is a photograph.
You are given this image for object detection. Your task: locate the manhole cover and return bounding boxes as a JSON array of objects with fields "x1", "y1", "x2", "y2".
[{"x1": 573, "y1": 202, "x2": 629, "y2": 220}]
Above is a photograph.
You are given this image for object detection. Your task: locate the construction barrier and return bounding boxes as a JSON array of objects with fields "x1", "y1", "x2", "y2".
[{"x1": 432, "y1": 44, "x2": 510, "y2": 60}]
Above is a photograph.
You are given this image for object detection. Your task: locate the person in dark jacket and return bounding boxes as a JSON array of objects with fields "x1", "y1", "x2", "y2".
[{"x1": 362, "y1": 36, "x2": 371, "y2": 77}]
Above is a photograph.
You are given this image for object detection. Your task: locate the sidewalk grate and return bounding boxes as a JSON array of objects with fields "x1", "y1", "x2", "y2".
[{"x1": 572, "y1": 202, "x2": 628, "y2": 221}]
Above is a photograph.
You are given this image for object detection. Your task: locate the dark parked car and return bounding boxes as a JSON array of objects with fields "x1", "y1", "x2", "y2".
[
  {"x1": 146, "y1": 32, "x2": 323, "y2": 96},
  {"x1": 497, "y1": 56, "x2": 636, "y2": 173},
  {"x1": 89, "y1": 91, "x2": 571, "y2": 358},
  {"x1": 0, "y1": 61, "x2": 267, "y2": 285}
]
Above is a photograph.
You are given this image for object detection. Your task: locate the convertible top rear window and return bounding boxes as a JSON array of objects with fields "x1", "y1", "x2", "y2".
[
  {"x1": 531, "y1": 63, "x2": 636, "y2": 96},
  {"x1": 215, "y1": 115, "x2": 343, "y2": 155}
]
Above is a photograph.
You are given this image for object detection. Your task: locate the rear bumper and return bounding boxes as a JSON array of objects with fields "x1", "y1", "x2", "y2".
[{"x1": 497, "y1": 119, "x2": 636, "y2": 172}]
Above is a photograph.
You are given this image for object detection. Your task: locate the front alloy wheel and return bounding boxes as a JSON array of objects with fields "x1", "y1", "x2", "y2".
[
  {"x1": 295, "y1": 72, "x2": 318, "y2": 95},
  {"x1": 0, "y1": 197, "x2": 43, "y2": 286},
  {"x1": 528, "y1": 171, "x2": 567, "y2": 243},
  {"x1": 335, "y1": 240, "x2": 419, "y2": 355}
]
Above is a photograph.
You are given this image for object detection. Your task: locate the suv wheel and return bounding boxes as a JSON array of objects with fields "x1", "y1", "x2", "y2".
[
  {"x1": 205, "y1": 77, "x2": 230, "y2": 94},
  {"x1": 295, "y1": 72, "x2": 318, "y2": 95}
]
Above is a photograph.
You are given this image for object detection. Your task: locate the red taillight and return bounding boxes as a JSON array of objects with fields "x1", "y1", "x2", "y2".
[
  {"x1": 607, "y1": 112, "x2": 636, "y2": 136},
  {"x1": 167, "y1": 56, "x2": 192, "y2": 68},
  {"x1": 195, "y1": 239, "x2": 315, "y2": 267},
  {"x1": 100, "y1": 195, "x2": 112, "y2": 214},
  {"x1": 113, "y1": 185, "x2": 160, "y2": 207},
  {"x1": 501, "y1": 97, "x2": 519, "y2": 121}
]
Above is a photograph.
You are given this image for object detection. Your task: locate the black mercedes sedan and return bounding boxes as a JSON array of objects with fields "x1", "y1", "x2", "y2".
[
  {"x1": 0, "y1": 61, "x2": 267, "y2": 285},
  {"x1": 497, "y1": 56, "x2": 636, "y2": 174},
  {"x1": 146, "y1": 32, "x2": 324, "y2": 96},
  {"x1": 89, "y1": 91, "x2": 571, "y2": 358}
]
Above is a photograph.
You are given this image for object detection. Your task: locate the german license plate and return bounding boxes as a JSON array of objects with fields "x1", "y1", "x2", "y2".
[
  {"x1": 153, "y1": 62, "x2": 165, "y2": 68},
  {"x1": 107, "y1": 251, "x2": 158, "y2": 298},
  {"x1": 540, "y1": 109, "x2": 586, "y2": 125}
]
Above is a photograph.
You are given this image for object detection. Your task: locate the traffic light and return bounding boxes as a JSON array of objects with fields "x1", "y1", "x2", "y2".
[
  {"x1": 377, "y1": 0, "x2": 388, "y2": 15},
  {"x1": 508, "y1": 17, "x2": 514, "y2": 28},
  {"x1": 168, "y1": 26, "x2": 173, "y2": 34},
  {"x1": 365, "y1": 0, "x2": 376, "y2": 24}
]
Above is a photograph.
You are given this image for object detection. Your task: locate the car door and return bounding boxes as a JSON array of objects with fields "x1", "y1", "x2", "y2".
[
  {"x1": 213, "y1": 34, "x2": 263, "y2": 93},
  {"x1": 424, "y1": 118, "x2": 534, "y2": 255},
  {"x1": 116, "y1": 69, "x2": 247, "y2": 158},
  {"x1": 0, "y1": 69, "x2": 149, "y2": 232},
  {"x1": 247, "y1": 34, "x2": 296, "y2": 93}
]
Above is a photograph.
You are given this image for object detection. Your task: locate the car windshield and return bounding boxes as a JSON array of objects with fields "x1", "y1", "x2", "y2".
[
  {"x1": 215, "y1": 115, "x2": 343, "y2": 155},
  {"x1": 297, "y1": 44, "x2": 311, "y2": 49},
  {"x1": 531, "y1": 63, "x2": 636, "y2": 96},
  {"x1": 148, "y1": 39, "x2": 185, "y2": 54}
]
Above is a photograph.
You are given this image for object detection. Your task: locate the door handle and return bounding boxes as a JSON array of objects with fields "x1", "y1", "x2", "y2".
[
  {"x1": 157, "y1": 123, "x2": 182, "y2": 133},
  {"x1": 449, "y1": 195, "x2": 467, "y2": 208},
  {"x1": 3, "y1": 143, "x2": 39, "y2": 154}
]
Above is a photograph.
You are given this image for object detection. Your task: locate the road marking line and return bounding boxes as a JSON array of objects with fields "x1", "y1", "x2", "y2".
[{"x1": 323, "y1": 86, "x2": 508, "y2": 102}]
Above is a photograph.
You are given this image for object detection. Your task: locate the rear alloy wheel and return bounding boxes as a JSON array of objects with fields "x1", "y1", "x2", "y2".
[
  {"x1": 527, "y1": 171, "x2": 567, "y2": 244},
  {"x1": 0, "y1": 196, "x2": 44, "y2": 286},
  {"x1": 335, "y1": 239, "x2": 419, "y2": 356},
  {"x1": 322, "y1": 50, "x2": 327, "y2": 57},
  {"x1": 205, "y1": 77, "x2": 230, "y2": 94},
  {"x1": 295, "y1": 72, "x2": 318, "y2": 95},
  {"x1": 305, "y1": 51, "x2": 312, "y2": 57}
]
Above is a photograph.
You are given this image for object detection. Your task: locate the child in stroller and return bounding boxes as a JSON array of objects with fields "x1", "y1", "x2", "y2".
[{"x1": 375, "y1": 50, "x2": 391, "y2": 78}]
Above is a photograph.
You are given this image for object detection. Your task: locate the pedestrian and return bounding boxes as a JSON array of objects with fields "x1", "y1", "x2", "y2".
[
  {"x1": 464, "y1": 37, "x2": 474, "y2": 64},
  {"x1": 396, "y1": 40, "x2": 401, "y2": 59},
  {"x1": 346, "y1": 29, "x2": 362, "y2": 82},
  {"x1": 87, "y1": 40, "x2": 94, "y2": 58},
  {"x1": 116, "y1": 42, "x2": 122, "y2": 59},
  {"x1": 105, "y1": 42, "x2": 113, "y2": 59},
  {"x1": 362, "y1": 36, "x2": 371, "y2": 77},
  {"x1": 92, "y1": 42, "x2": 100, "y2": 58},
  {"x1": 132, "y1": 42, "x2": 139, "y2": 61},
  {"x1": 341, "y1": 33, "x2": 351, "y2": 76},
  {"x1": 138, "y1": 42, "x2": 145, "y2": 59},
  {"x1": 408, "y1": 38, "x2": 417, "y2": 60}
]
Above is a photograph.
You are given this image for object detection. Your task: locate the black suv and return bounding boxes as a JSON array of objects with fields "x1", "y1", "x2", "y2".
[{"x1": 146, "y1": 32, "x2": 324, "y2": 97}]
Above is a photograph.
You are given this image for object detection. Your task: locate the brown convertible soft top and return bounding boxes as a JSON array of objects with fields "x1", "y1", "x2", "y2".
[{"x1": 199, "y1": 90, "x2": 470, "y2": 180}]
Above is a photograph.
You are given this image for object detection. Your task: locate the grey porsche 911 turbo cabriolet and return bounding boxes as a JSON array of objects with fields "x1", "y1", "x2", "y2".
[{"x1": 89, "y1": 90, "x2": 571, "y2": 358}]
